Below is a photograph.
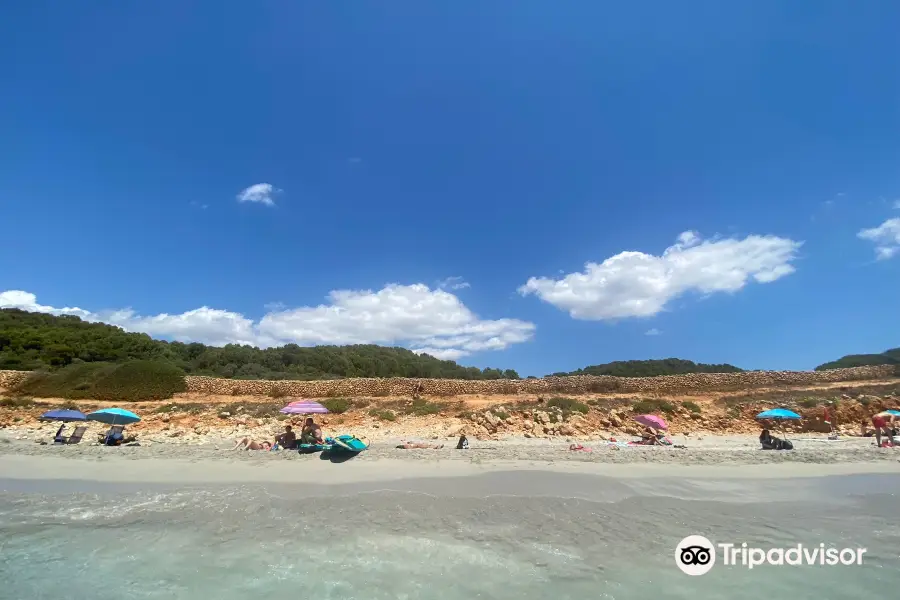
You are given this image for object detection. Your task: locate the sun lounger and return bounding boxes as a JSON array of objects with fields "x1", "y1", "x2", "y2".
[{"x1": 55, "y1": 426, "x2": 87, "y2": 445}]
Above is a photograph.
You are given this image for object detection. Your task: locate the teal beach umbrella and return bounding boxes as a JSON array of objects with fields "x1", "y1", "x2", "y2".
[{"x1": 87, "y1": 408, "x2": 141, "y2": 425}]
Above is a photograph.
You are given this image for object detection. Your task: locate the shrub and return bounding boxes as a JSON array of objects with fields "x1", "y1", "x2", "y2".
[
  {"x1": 0, "y1": 396, "x2": 34, "y2": 408},
  {"x1": 405, "y1": 398, "x2": 443, "y2": 416},
  {"x1": 546, "y1": 397, "x2": 590, "y2": 414},
  {"x1": 90, "y1": 360, "x2": 186, "y2": 401},
  {"x1": 322, "y1": 397, "x2": 352, "y2": 414},
  {"x1": 494, "y1": 410, "x2": 510, "y2": 420},
  {"x1": 268, "y1": 387, "x2": 286, "y2": 399},
  {"x1": 631, "y1": 398, "x2": 676, "y2": 415},
  {"x1": 798, "y1": 397, "x2": 821, "y2": 408},
  {"x1": 369, "y1": 408, "x2": 397, "y2": 421},
  {"x1": 14, "y1": 360, "x2": 185, "y2": 401},
  {"x1": 682, "y1": 401, "x2": 702, "y2": 414}
]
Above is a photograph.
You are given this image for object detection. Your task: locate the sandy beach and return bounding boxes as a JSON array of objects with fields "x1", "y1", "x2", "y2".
[{"x1": 2, "y1": 430, "x2": 899, "y2": 485}]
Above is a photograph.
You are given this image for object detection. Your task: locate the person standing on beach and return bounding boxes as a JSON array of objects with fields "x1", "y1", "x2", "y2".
[{"x1": 871, "y1": 412, "x2": 895, "y2": 447}]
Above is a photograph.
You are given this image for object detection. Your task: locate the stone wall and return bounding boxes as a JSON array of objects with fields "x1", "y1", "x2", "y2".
[
  {"x1": 1, "y1": 364, "x2": 895, "y2": 398},
  {"x1": 181, "y1": 364, "x2": 895, "y2": 397},
  {"x1": 0, "y1": 370, "x2": 29, "y2": 390}
]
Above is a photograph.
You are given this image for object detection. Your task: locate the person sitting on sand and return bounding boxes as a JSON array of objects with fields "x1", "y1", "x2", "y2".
[
  {"x1": 396, "y1": 441, "x2": 444, "y2": 449},
  {"x1": 275, "y1": 424, "x2": 297, "y2": 449},
  {"x1": 638, "y1": 428, "x2": 661, "y2": 445},
  {"x1": 759, "y1": 429, "x2": 792, "y2": 450},
  {"x1": 300, "y1": 418, "x2": 325, "y2": 445},
  {"x1": 232, "y1": 437, "x2": 272, "y2": 451}
]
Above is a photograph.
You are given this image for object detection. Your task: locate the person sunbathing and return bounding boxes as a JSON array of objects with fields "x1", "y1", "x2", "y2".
[
  {"x1": 396, "y1": 441, "x2": 444, "y2": 449},
  {"x1": 233, "y1": 437, "x2": 272, "y2": 451}
]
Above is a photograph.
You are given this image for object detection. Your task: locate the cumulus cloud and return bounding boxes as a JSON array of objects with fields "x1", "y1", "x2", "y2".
[
  {"x1": 644, "y1": 328, "x2": 662, "y2": 336},
  {"x1": 0, "y1": 285, "x2": 534, "y2": 360},
  {"x1": 858, "y1": 217, "x2": 900, "y2": 260},
  {"x1": 237, "y1": 183, "x2": 279, "y2": 206},
  {"x1": 518, "y1": 231, "x2": 802, "y2": 320}
]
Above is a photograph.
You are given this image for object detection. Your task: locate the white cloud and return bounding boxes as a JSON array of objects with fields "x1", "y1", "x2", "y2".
[
  {"x1": 0, "y1": 285, "x2": 534, "y2": 360},
  {"x1": 518, "y1": 230, "x2": 802, "y2": 320},
  {"x1": 645, "y1": 328, "x2": 662, "y2": 336},
  {"x1": 893, "y1": 199, "x2": 900, "y2": 210},
  {"x1": 237, "y1": 183, "x2": 279, "y2": 207},
  {"x1": 437, "y1": 276, "x2": 471, "y2": 290},
  {"x1": 858, "y1": 217, "x2": 900, "y2": 260}
]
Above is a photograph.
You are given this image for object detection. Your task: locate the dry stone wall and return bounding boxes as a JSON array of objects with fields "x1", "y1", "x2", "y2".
[
  {"x1": 0, "y1": 370, "x2": 29, "y2": 390},
  {"x1": 183, "y1": 365, "x2": 895, "y2": 397},
  {"x1": 1, "y1": 365, "x2": 895, "y2": 398}
]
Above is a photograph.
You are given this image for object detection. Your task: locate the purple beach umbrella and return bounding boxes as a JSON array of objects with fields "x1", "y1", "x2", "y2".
[{"x1": 280, "y1": 400, "x2": 329, "y2": 415}]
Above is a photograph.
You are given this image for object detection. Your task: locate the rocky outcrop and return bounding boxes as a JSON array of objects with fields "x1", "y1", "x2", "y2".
[{"x1": 1, "y1": 364, "x2": 895, "y2": 398}]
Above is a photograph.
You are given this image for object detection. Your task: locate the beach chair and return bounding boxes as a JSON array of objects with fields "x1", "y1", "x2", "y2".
[
  {"x1": 57, "y1": 426, "x2": 87, "y2": 445},
  {"x1": 103, "y1": 425, "x2": 125, "y2": 446}
]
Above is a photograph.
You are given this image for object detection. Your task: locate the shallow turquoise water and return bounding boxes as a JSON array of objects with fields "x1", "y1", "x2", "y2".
[{"x1": 1, "y1": 474, "x2": 898, "y2": 599}]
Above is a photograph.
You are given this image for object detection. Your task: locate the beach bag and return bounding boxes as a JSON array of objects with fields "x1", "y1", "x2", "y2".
[
  {"x1": 779, "y1": 439, "x2": 793, "y2": 450},
  {"x1": 456, "y1": 435, "x2": 469, "y2": 449}
]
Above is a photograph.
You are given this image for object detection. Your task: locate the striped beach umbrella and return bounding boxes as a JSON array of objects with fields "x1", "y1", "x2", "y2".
[{"x1": 280, "y1": 400, "x2": 329, "y2": 415}]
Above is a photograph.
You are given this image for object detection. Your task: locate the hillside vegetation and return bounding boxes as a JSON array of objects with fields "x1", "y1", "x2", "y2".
[
  {"x1": 815, "y1": 348, "x2": 900, "y2": 371},
  {"x1": 14, "y1": 360, "x2": 186, "y2": 402},
  {"x1": 553, "y1": 358, "x2": 744, "y2": 378},
  {"x1": 0, "y1": 309, "x2": 518, "y2": 380}
]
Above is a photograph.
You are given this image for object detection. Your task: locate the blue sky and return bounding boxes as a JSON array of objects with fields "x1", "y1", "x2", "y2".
[{"x1": 1, "y1": 1, "x2": 898, "y2": 376}]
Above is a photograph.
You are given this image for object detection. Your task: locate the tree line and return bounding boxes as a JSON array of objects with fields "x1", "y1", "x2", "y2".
[
  {"x1": 551, "y1": 358, "x2": 744, "y2": 377},
  {"x1": 0, "y1": 309, "x2": 520, "y2": 380},
  {"x1": 814, "y1": 348, "x2": 900, "y2": 371}
]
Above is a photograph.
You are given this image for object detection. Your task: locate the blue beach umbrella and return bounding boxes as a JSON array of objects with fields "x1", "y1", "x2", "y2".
[
  {"x1": 756, "y1": 408, "x2": 801, "y2": 420},
  {"x1": 885, "y1": 410, "x2": 900, "y2": 418},
  {"x1": 87, "y1": 408, "x2": 141, "y2": 425},
  {"x1": 756, "y1": 408, "x2": 801, "y2": 440},
  {"x1": 40, "y1": 409, "x2": 87, "y2": 422}
]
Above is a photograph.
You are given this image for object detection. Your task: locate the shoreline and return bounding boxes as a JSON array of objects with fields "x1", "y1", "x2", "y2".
[{"x1": 2, "y1": 451, "x2": 899, "y2": 486}]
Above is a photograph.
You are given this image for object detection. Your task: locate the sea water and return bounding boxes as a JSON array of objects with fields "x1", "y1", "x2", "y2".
[{"x1": 1, "y1": 472, "x2": 899, "y2": 599}]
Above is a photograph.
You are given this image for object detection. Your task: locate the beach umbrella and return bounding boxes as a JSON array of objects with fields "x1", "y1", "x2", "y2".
[
  {"x1": 884, "y1": 410, "x2": 900, "y2": 418},
  {"x1": 756, "y1": 408, "x2": 801, "y2": 440},
  {"x1": 40, "y1": 409, "x2": 87, "y2": 422},
  {"x1": 280, "y1": 401, "x2": 329, "y2": 415},
  {"x1": 633, "y1": 414, "x2": 668, "y2": 431},
  {"x1": 755, "y1": 408, "x2": 801, "y2": 420},
  {"x1": 87, "y1": 408, "x2": 141, "y2": 425}
]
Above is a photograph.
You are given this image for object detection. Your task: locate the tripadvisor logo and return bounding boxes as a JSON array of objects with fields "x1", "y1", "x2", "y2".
[{"x1": 675, "y1": 535, "x2": 867, "y2": 575}]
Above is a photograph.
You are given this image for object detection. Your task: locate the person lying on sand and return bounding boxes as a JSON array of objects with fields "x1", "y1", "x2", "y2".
[
  {"x1": 569, "y1": 443, "x2": 592, "y2": 452},
  {"x1": 396, "y1": 441, "x2": 444, "y2": 449},
  {"x1": 232, "y1": 437, "x2": 272, "y2": 451},
  {"x1": 300, "y1": 418, "x2": 325, "y2": 445}
]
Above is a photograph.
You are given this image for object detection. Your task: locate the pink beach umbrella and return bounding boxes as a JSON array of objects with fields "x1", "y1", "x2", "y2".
[
  {"x1": 633, "y1": 414, "x2": 668, "y2": 431},
  {"x1": 280, "y1": 400, "x2": 329, "y2": 415}
]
